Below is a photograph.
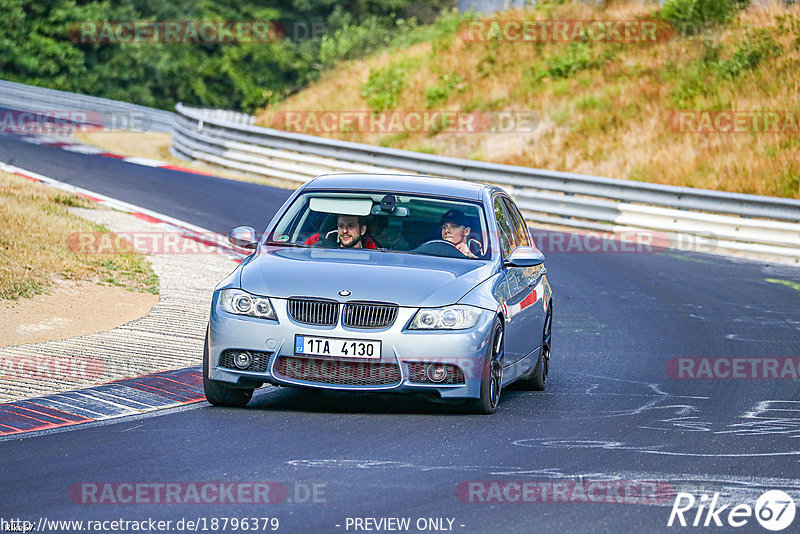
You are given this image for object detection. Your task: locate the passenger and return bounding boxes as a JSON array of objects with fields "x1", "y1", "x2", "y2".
[
  {"x1": 337, "y1": 214, "x2": 378, "y2": 249},
  {"x1": 440, "y1": 209, "x2": 477, "y2": 258},
  {"x1": 304, "y1": 214, "x2": 379, "y2": 248}
]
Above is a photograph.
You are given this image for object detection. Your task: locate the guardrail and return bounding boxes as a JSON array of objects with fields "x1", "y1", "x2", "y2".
[
  {"x1": 0, "y1": 80, "x2": 175, "y2": 133},
  {"x1": 173, "y1": 103, "x2": 800, "y2": 262}
]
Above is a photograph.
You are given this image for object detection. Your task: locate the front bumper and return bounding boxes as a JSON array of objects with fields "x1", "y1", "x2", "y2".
[{"x1": 207, "y1": 296, "x2": 495, "y2": 399}]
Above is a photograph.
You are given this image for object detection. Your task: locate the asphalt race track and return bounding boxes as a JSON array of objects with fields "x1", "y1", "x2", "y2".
[
  {"x1": 0, "y1": 130, "x2": 292, "y2": 234},
  {"x1": 1, "y1": 133, "x2": 800, "y2": 533}
]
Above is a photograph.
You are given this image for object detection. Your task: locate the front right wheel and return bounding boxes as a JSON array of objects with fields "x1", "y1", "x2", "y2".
[{"x1": 467, "y1": 317, "x2": 504, "y2": 415}]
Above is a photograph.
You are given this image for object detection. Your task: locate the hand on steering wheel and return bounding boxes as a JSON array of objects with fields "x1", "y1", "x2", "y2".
[
  {"x1": 467, "y1": 237, "x2": 483, "y2": 257},
  {"x1": 421, "y1": 239, "x2": 476, "y2": 258}
]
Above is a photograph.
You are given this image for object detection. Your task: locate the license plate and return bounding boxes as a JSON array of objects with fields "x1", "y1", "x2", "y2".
[{"x1": 294, "y1": 335, "x2": 381, "y2": 359}]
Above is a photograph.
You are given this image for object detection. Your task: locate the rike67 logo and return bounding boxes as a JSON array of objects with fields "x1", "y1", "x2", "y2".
[{"x1": 668, "y1": 490, "x2": 796, "y2": 531}]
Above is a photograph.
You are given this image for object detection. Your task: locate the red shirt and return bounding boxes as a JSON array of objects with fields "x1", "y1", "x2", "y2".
[{"x1": 303, "y1": 233, "x2": 378, "y2": 249}]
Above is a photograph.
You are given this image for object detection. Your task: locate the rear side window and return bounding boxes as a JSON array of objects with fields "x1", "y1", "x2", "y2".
[
  {"x1": 502, "y1": 197, "x2": 530, "y2": 247},
  {"x1": 493, "y1": 197, "x2": 516, "y2": 258}
]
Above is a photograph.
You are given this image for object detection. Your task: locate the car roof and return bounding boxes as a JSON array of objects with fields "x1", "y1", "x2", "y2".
[{"x1": 303, "y1": 173, "x2": 493, "y2": 201}]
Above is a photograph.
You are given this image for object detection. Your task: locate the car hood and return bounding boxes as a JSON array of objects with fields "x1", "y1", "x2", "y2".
[{"x1": 239, "y1": 246, "x2": 497, "y2": 307}]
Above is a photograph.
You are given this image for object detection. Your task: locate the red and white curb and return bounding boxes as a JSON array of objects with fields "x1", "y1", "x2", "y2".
[
  {"x1": 0, "y1": 367, "x2": 205, "y2": 439},
  {"x1": 13, "y1": 133, "x2": 213, "y2": 175},
  {"x1": 0, "y1": 160, "x2": 249, "y2": 263},
  {"x1": 0, "y1": 160, "x2": 255, "y2": 431}
]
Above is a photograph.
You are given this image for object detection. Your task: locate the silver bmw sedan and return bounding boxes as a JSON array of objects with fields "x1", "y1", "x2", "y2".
[{"x1": 205, "y1": 174, "x2": 552, "y2": 414}]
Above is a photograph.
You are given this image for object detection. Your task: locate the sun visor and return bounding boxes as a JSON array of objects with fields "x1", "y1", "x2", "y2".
[{"x1": 309, "y1": 197, "x2": 373, "y2": 216}]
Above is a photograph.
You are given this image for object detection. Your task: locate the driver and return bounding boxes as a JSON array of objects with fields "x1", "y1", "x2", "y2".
[
  {"x1": 337, "y1": 214, "x2": 378, "y2": 249},
  {"x1": 440, "y1": 209, "x2": 477, "y2": 258}
]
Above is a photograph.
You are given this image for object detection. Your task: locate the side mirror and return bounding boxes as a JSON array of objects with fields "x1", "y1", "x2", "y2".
[
  {"x1": 228, "y1": 226, "x2": 258, "y2": 249},
  {"x1": 504, "y1": 246, "x2": 545, "y2": 267}
]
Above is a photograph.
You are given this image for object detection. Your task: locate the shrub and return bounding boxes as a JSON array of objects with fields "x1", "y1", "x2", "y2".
[
  {"x1": 716, "y1": 29, "x2": 781, "y2": 78},
  {"x1": 424, "y1": 73, "x2": 466, "y2": 108},
  {"x1": 661, "y1": 0, "x2": 750, "y2": 36},
  {"x1": 319, "y1": 17, "x2": 417, "y2": 68},
  {"x1": 546, "y1": 42, "x2": 596, "y2": 79},
  {"x1": 361, "y1": 61, "x2": 407, "y2": 111},
  {"x1": 668, "y1": 28, "x2": 780, "y2": 107}
]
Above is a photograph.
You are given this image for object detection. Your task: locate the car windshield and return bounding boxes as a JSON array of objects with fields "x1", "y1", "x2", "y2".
[{"x1": 266, "y1": 191, "x2": 491, "y2": 260}]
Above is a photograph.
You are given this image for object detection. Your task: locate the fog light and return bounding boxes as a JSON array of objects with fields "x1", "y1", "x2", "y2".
[
  {"x1": 426, "y1": 364, "x2": 448, "y2": 383},
  {"x1": 234, "y1": 351, "x2": 253, "y2": 369}
]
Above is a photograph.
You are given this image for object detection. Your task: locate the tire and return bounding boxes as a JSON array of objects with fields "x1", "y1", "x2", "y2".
[
  {"x1": 203, "y1": 326, "x2": 254, "y2": 407},
  {"x1": 467, "y1": 317, "x2": 504, "y2": 415},
  {"x1": 518, "y1": 303, "x2": 551, "y2": 391}
]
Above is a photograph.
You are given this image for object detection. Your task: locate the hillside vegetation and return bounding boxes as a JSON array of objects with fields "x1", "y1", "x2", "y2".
[
  {"x1": 0, "y1": 0, "x2": 452, "y2": 112},
  {"x1": 256, "y1": 0, "x2": 800, "y2": 199}
]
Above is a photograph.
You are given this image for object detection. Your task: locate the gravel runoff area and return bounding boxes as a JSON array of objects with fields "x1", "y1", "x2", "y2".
[{"x1": 0, "y1": 207, "x2": 237, "y2": 402}]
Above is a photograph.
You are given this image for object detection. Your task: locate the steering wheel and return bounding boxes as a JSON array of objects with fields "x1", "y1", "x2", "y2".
[
  {"x1": 467, "y1": 237, "x2": 483, "y2": 256},
  {"x1": 306, "y1": 229, "x2": 340, "y2": 248},
  {"x1": 412, "y1": 239, "x2": 466, "y2": 258}
]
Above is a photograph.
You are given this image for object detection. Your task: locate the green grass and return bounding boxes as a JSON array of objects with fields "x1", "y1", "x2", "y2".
[{"x1": 0, "y1": 172, "x2": 159, "y2": 300}]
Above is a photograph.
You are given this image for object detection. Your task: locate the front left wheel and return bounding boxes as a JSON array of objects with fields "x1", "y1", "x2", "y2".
[
  {"x1": 518, "y1": 302, "x2": 551, "y2": 391},
  {"x1": 203, "y1": 327, "x2": 254, "y2": 407}
]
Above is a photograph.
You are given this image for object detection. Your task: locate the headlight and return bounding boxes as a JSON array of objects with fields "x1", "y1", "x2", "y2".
[
  {"x1": 219, "y1": 289, "x2": 276, "y2": 320},
  {"x1": 409, "y1": 305, "x2": 482, "y2": 330}
]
